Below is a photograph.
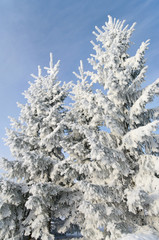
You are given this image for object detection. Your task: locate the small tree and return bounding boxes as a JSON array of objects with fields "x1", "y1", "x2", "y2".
[
  {"x1": 62, "y1": 16, "x2": 159, "y2": 239},
  {"x1": 0, "y1": 54, "x2": 70, "y2": 240},
  {"x1": 51, "y1": 61, "x2": 98, "y2": 233}
]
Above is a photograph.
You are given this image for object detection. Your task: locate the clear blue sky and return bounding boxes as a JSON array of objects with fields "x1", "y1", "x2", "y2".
[{"x1": 0, "y1": 0, "x2": 159, "y2": 159}]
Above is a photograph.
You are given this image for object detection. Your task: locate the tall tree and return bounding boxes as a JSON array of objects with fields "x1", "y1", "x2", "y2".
[
  {"x1": 1, "y1": 15, "x2": 159, "y2": 240},
  {"x1": 0, "y1": 54, "x2": 69, "y2": 240},
  {"x1": 62, "y1": 16, "x2": 159, "y2": 240}
]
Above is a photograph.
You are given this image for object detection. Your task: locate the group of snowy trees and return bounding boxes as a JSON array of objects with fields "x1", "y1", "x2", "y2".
[{"x1": 0, "y1": 16, "x2": 159, "y2": 240}]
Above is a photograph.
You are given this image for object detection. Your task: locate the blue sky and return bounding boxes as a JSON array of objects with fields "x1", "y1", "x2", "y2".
[{"x1": 0, "y1": 0, "x2": 159, "y2": 159}]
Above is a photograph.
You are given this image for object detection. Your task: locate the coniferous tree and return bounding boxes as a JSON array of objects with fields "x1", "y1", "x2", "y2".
[
  {"x1": 51, "y1": 61, "x2": 99, "y2": 233},
  {"x1": 1, "y1": 16, "x2": 159, "y2": 240},
  {"x1": 61, "y1": 16, "x2": 159, "y2": 240},
  {"x1": 0, "y1": 54, "x2": 70, "y2": 240}
]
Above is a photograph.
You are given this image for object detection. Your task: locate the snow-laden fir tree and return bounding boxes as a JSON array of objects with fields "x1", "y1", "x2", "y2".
[
  {"x1": 56, "y1": 60, "x2": 122, "y2": 238},
  {"x1": 0, "y1": 54, "x2": 70, "y2": 240},
  {"x1": 61, "y1": 16, "x2": 159, "y2": 240},
  {"x1": 1, "y1": 15, "x2": 159, "y2": 240},
  {"x1": 50, "y1": 61, "x2": 100, "y2": 234}
]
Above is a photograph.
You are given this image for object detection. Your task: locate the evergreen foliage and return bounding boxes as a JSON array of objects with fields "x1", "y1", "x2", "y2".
[
  {"x1": 1, "y1": 16, "x2": 159, "y2": 240},
  {"x1": 58, "y1": 16, "x2": 159, "y2": 240},
  {"x1": 0, "y1": 54, "x2": 70, "y2": 240}
]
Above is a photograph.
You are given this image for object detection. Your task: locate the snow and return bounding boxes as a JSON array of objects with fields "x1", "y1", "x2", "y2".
[
  {"x1": 1, "y1": 15, "x2": 159, "y2": 240},
  {"x1": 119, "y1": 228, "x2": 159, "y2": 240}
]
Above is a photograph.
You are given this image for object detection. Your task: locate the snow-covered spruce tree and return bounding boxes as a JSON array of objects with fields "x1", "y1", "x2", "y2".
[
  {"x1": 0, "y1": 54, "x2": 70, "y2": 240},
  {"x1": 50, "y1": 61, "x2": 100, "y2": 234},
  {"x1": 53, "y1": 60, "x2": 115, "y2": 238},
  {"x1": 60, "y1": 16, "x2": 159, "y2": 240}
]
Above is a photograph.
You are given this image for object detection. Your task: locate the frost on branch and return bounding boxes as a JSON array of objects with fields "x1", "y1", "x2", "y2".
[
  {"x1": 1, "y1": 15, "x2": 159, "y2": 240},
  {"x1": 0, "y1": 54, "x2": 70, "y2": 239},
  {"x1": 62, "y1": 16, "x2": 159, "y2": 240},
  {"x1": 0, "y1": 179, "x2": 26, "y2": 239}
]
